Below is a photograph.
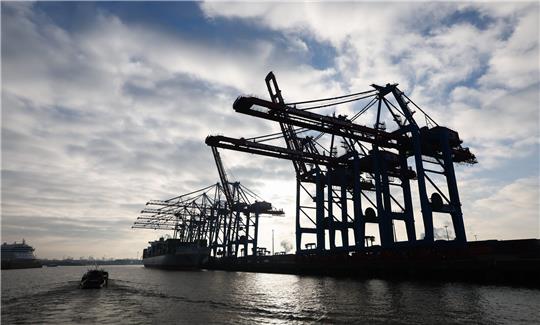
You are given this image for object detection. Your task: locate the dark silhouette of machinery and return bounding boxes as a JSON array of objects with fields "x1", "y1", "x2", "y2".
[
  {"x1": 133, "y1": 180, "x2": 283, "y2": 257},
  {"x1": 206, "y1": 72, "x2": 476, "y2": 254},
  {"x1": 210, "y1": 146, "x2": 284, "y2": 257},
  {"x1": 130, "y1": 71, "x2": 540, "y2": 286}
]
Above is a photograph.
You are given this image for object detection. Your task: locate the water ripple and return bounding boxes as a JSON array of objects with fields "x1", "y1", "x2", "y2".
[{"x1": 2, "y1": 266, "x2": 539, "y2": 324}]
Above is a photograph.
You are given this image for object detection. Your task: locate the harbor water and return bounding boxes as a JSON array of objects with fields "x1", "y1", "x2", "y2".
[{"x1": 2, "y1": 265, "x2": 539, "y2": 324}]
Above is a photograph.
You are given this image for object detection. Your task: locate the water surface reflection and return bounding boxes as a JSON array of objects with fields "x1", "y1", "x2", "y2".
[{"x1": 2, "y1": 266, "x2": 539, "y2": 324}]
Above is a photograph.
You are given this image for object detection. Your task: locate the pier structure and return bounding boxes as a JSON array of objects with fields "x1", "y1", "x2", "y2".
[{"x1": 206, "y1": 72, "x2": 477, "y2": 254}]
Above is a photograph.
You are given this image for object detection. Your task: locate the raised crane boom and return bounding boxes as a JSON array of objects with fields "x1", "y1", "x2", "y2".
[
  {"x1": 211, "y1": 146, "x2": 234, "y2": 208},
  {"x1": 265, "y1": 72, "x2": 310, "y2": 178}
]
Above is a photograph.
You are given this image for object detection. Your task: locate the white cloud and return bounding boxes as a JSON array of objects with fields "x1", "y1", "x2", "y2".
[
  {"x1": 479, "y1": 10, "x2": 539, "y2": 89},
  {"x1": 465, "y1": 177, "x2": 540, "y2": 240},
  {"x1": 1, "y1": 3, "x2": 316, "y2": 257}
]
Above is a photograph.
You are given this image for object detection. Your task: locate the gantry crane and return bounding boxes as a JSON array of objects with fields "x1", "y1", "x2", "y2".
[
  {"x1": 210, "y1": 145, "x2": 284, "y2": 257},
  {"x1": 133, "y1": 179, "x2": 284, "y2": 258},
  {"x1": 133, "y1": 184, "x2": 227, "y2": 256},
  {"x1": 206, "y1": 72, "x2": 476, "y2": 254}
]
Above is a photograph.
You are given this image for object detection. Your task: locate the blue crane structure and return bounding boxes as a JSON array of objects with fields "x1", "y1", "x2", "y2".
[{"x1": 206, "y1": 72, "x2": 476, "y2": 254}]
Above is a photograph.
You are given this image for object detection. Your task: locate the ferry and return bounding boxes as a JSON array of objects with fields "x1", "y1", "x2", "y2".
[{"x1": 1, "y1": 239, "x2": 42, "y2": 269}]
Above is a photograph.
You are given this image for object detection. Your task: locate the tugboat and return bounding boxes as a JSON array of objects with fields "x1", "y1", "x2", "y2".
[{"x1": 80, "y1": 268, "x2": 109, "y2": 289}]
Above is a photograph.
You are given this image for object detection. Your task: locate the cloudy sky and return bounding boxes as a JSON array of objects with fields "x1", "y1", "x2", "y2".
[{"x1": 1, "y1": 2, "x2": 538, "y2": 259}]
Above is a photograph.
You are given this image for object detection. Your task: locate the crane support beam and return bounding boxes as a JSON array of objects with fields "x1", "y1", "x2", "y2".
[
  {"x1": 206, "y1": 135, "x2": 342, "y2": 168},
  {"x1": 233, "y1": 96, "x2": 401, "y2": 149}
]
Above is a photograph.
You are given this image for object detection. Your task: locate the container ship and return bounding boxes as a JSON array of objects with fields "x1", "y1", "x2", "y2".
[
  {"x1": 1, "y1": 239, "x2": 42, "y2": 270},
  {"x1": 142, "y1": 237, "x2": 210, "y2": 269}
]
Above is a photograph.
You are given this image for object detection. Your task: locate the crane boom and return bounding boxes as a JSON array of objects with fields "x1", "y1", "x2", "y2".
[
  {"x1": 233, "y1": 96, "x2": 401, "y2": 148},
  {"x1": 265, "y1": 72, "x2": 310, "y2": 178},
  {"x1": 211, "y1": 146, "x2": 234, "y2": 208},
  {"x1": 206, "y1": 135, "x2": 342, "y2": 168}
]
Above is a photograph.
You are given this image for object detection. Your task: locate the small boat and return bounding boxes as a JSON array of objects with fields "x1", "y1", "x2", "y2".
[{"x1": 80, "y1": 269, "x2": 109, "y2": 289}]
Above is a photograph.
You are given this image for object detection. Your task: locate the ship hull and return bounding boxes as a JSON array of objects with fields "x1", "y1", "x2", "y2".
[
  {"x1": 1, "y1": 259, "x2": 42, "y2": 270},
  {"x1": 2, "y1": 240, "x2": 42, "y2": 270},
  {"x1": 143, "y1": 249, "x2": 210, "y2": 269}
]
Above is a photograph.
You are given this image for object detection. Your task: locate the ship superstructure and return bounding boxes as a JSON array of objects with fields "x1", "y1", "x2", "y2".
[{"x1": 1, "y1": 239, "x2": 42, "y2": 269}]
